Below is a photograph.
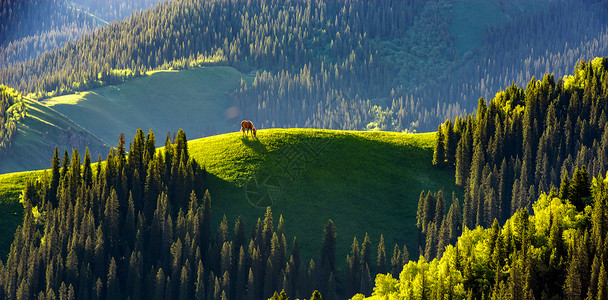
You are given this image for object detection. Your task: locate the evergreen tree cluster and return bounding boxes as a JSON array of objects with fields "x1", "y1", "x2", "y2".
[
  {"x1": 415, "y1": 190, "x2": 462, "y2": 260},
  {"x1": 3, "y1": 0, "x2": 606, "y2": 134},
  {"x1": 343, "y1": 233, "x2": 409, "y2": 298},
  {"x1": 1, "y1": 128, "x2": 397, "y2": 299},
  {"x1": 0, "y1": 0, "x2": 162, "y2": 67},
  {"x1": 0, "y1": 0, "x2": 421, "y2": 100},
  {"x1": 433, "y1": 57, "x2": 608, "y2": 230},
  {"x1": 0, "y1": 85, "x2": 26, "y2": 156},
  {"x1": 367, "y1": 172, "x2": 608, "y2": 300}
]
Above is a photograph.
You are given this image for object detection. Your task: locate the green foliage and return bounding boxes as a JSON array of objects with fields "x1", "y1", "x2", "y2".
[
  {"x1": 0, "y1": 85, "x2": 26, "y2": 156},
  {"x1": 0, "y1": 128, "x2": 459, "y2": 299},
  {"x1": 433, "y1": 57, "x2": 608, "y2": 229}
]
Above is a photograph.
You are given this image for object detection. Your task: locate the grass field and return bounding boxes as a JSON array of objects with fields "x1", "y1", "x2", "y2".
[
  {"x1": 0, "y1": 129, "x2": 460, "y2": 268},
  {"x1": 187, "y1": 129, "x2": 461, "y2": 270},
  {"x1": 0, "y1": 170, "x2": 43, "y2": 258},
  {"x1": 0, "y1": 98, "x2": 109, "y2": 174},
  {"x1": 44, "y1": 66, "x2": 249, "y2": 145}
]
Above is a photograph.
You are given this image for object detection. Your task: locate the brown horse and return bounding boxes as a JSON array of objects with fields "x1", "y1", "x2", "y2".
[{"x1": 241, "y1": 120, "x2": 257, "y2": 137}]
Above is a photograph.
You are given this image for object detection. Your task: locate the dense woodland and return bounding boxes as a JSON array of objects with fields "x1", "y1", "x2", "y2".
[
  {"x1": 0, "y1": 0, "x2": 162, "y2": 67},
  {"x1": 0, "y1": 85, "x2": 26, "y2": 156},
  {"x1": 367, "y1": 182, "x2": 608, "y2": 300},
  {"x1": 1, "y1": 0, "x2": 607, "y2": 137},
  {"x1": 386, "y1": 56, "x2": 608, "y2": 298},
  {"x1": 432, "y1": 57, "x2": 608, "y2": 226}
]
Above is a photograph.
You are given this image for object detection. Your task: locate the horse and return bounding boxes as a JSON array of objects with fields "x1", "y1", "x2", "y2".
[{"x1": 241, "y1": 120, "x2": 257, "y2": 137}]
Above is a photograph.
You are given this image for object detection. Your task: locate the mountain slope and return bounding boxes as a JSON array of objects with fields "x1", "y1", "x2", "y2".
[
  {"x1": 0, "y1": 66, "x2": 248, "y2": 174},
  {"x1": 0, "y1": 98, "x2": 109, "y2": 173},
  {"x1": 0, "y1": 129, "x2": 459, "y2": 264},
  {"x1": 44, "y1": 66, "x2": 248, "y2": 144}
]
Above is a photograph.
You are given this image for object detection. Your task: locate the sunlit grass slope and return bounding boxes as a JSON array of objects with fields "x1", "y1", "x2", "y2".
[
  {"x1": 44, "y1": 66, "x2": 249, "y2": 145},
  {"x1": 0, "y1": 98, "x2": 109, "y2": 173},
  {"x1": 189, "y1": 129, "x2": 460, "y2": 267},
  {"x1": 0, "y1": 129, "x2": 461, "y2": 267}
]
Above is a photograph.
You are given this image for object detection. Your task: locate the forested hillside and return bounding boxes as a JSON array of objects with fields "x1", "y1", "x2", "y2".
[
  {"x1": 433, "y1": 57, "x2": 608, "y2": 227},
  {"x1": 365, "y1": 182, "x2": 608, "y2": 299},
  {"x1": 2, "y1": 0, "x2": 607, "y2": 134},
  {"x1": 418, "y1": 57, "x2": 608, "y2": 263},
  {"x1": 359, "y1": 57, "x2": 608, "y2": 299},
  {"x1": 0, "y1": 0, "x2": 162, "y2": 67}
]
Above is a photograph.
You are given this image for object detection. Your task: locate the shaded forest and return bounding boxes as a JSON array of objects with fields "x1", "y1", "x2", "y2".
[{"x1": 380, "y1": 57, "x2": 608, "y2": 299}]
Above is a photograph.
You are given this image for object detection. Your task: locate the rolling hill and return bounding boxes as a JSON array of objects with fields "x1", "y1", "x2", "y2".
[
  {"x1": 0, "y1": 66, "x2": 249, "y2": 174},
  {"x1": 0, "y1": 98, "x2": 109, "y2": 173},
  {"x1": 0, "y1": 129, "x2": 459, "y2": 265},
  {"x1": 44, "y1": 66, "x2": 249, "y2": 145}
]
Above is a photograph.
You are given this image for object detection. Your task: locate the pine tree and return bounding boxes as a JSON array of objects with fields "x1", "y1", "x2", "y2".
[
  {"x1": 565, "y1": 246, "x2": 583, "y2": 300},
  {"x1": 346, "y1": 237, "x2": 360, "y2": 296},
  {"x1": 444, "y1": 120, "x2": 457, "y2": 166},
  {"x1": 262, "y1": 206, "x2": 274, "y2": 258},
  {"x1": 455, "y1": 131, "x2": 472, "y2": 186},
  {"x1": 433, "y1": 125, "x2": 446, "y2": 167},
  {"x1": 155, "y1": 269, "x2": 166, "y2": 300},
  {"x1": 195, "y1": 261, "x2": 205, "y2": 300},
  {"x1": 434, "y1": 189, "x2": 445, "y2": 227},
  {"x1": 61, "y1": 150, "x2": 70, "y2": 180},
  {"x1": 321, "y1": 220, "x2": 337, "y2": 278},
  {"x1": 390, "y1": 244, "x2": 402, "y2": 279},
  {"x1": 360, "y1": 233, "x2": 372, "y2": 274},
  {"x1": 571, "y1": 166, "x2": 591, "y2": 211},
  {"x1": 106, "y1": 257, "x2": 120, "y2": 300},
  {"x1": 376, "y1": 235, "x2": 386, "y2": 275},
  {"x1": 598, "y1": 262, "x2": 607, "y2": 300},
  {"x1": 48, "y1": 147, "x2": 60, "y2": 207},
  {"x1": 83, "y1": 147, "x2": 93, "y2": 187}
]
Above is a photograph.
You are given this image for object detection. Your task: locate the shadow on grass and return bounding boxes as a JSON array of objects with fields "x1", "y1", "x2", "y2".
[{"x1": 240, "y1": 136, "x2": 268, "y2": 154}]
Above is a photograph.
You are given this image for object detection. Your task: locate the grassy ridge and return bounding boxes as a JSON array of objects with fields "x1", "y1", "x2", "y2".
[
  {"x1": 188, "y1": 129, "x2": 460, "y2": 267},
  {"x1": 0, "y1": 98, "x2": 109, "y2": 173},
  {"x1": 44, "y1": 66, "x2": 249, "y2": 144},
  {"x1": 0, "y1": 129, "x2": 460, "y2": 268}
]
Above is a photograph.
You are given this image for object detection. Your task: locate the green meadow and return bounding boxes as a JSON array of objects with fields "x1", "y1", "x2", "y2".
[
  {"x1": 0, "y1": 129, "x2": 460, "y2": 267},
  {"x1": 44, "y1": 66, "x2": 249, "y2": 145}
]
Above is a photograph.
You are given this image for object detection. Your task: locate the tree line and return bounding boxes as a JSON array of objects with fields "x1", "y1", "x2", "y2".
[
  {"x1": 0, "y1": 0, "x2": 162, "y2": 67},
  {"x1": 367, "y1": 170, "x2": 608, "y2": 299},
  {"x1": 0, "y1": 85, "x2": 26, "y2": 156},
  {"x1": 433, "y1": 57, "x2": 608, "y2": 230},
  {"x1": 375, "y1": 56, "x2": 608, "y2": 299}
]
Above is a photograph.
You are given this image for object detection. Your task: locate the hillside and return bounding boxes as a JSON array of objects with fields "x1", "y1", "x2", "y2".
[
  {"x1": 0, "y1": 66, "x2": 248, "y2": 174},
  {"x1": 2, "y1": 0, "x2": 607, "y2": 174},
  {"x1": 189, "y1": 129, "x2": 460, "y2": 262},
  {"x1": 44, "y1": 66, "x2": 249, "y2": 144},
  {"x1": 2, "y1": 0, "x2": 606, "y2": 138},
  {"x1": 0, "y1": 98, "x2": 108, "y2": 173},
  {"x1": 0, "y1": 129, "x2": 458, "y2": 265}
]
